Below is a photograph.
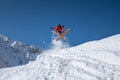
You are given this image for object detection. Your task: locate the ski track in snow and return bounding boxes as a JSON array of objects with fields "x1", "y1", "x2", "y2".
[{"x1": 0, "y1": 34, "x2": 120, "y2": 80}]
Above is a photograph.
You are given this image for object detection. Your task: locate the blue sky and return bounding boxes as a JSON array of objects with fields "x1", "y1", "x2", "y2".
[{"x1": 0, "y1": 0, "x2": 120, "y2": 48}]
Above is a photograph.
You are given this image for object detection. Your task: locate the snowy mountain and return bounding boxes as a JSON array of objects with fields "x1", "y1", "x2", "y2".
[
  {"x1": 0, "y1": 34, "x2": 42, "y2": 68},
  {"x1": 0, "y1": 34, "x2": 120, "y2": 80}
]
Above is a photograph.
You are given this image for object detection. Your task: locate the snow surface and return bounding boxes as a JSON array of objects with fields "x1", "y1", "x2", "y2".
[{"x1": 0, "y1": 34, "x2": 120, "y2": 80}]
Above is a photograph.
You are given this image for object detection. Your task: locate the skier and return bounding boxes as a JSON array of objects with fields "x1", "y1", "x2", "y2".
[
  {"x1": 50, "y1": 24, "x2": 70, "y2": 41},
  {"x1": 50, "y1": 24, "x2": 64, "y2": 35}
]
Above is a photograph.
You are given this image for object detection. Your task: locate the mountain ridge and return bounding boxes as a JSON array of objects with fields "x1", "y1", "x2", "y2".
[{"x1": 0, "y1": 34, "x2": 43, "y2": 68}]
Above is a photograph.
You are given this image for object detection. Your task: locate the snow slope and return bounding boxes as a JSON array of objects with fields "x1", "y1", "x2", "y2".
[
  {"x1": 0, "y1": 34, "x2": 120, "y2": 80},
  {"x1": 0, "y1": 34, "x2": 42, "y2": 68}
]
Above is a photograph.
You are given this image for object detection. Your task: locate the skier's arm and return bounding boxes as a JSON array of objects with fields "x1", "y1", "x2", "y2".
[
  {"x1": 61, "y1": 26, "x2": 64, "y2": 28},
  {"x1": 50, "y1": 27, "x2": 57, "y2": 30}
]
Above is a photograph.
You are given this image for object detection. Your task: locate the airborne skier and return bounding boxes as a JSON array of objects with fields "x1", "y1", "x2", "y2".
[{"x1": 51, "y1": 24, "x2": 70, "y2": 41}]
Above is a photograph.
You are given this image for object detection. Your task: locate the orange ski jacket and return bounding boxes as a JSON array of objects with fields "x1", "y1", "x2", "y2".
[{"x1": 52, "y1": 26, "x2": 64, "y2": 33}]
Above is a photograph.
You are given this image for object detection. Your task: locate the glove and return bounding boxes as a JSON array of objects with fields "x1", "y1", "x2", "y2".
[{"x1": 50, "y1": 27, "x2": 53, "y2": 29}]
